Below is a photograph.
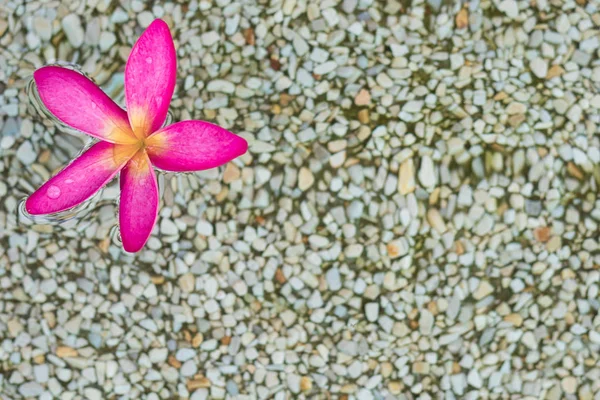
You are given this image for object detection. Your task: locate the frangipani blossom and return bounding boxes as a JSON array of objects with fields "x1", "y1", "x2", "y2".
[{"x1": 26, "y1": 19, "x2": 248, "y2": 252}]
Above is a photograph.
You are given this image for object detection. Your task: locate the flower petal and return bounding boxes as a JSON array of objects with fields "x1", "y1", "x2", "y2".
[
  {"x1": 25, "y1": 142, "x2": 137, "y2": 215},
  {"x1": 34, "y1": 66, "x2": 137, "y2": 144},
  {"x1": 119, "y1": 151, "x2": 159, "y2": 252},
  {"x1": 146, "y1": 121, "x2": 248, "y2": 172},
  {"x1": 125, "y1": 19, "x2": 176, "y2": 138}
]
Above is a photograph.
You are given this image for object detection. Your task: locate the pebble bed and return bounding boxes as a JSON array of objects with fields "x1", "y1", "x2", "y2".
[{"x1": 1, "y1": 0, "x2": 600, "y2": 399}]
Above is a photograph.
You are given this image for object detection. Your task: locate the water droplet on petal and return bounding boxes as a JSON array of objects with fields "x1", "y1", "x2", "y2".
[
  {"x1": 91, "y1": 102, "x2": 97, "y2": 110},
  {"x1": 65, "y1": 179, "x2": 74, "y2": 184},
  {"x1": 47, "y1": 185, "x2": 61, "y2": 199},
  {"x1": 145, "y1": 57, "x2": 153, "y2": 64}
]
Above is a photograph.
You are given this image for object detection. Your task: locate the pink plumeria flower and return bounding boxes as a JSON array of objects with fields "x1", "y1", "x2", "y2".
[{"x1": 26, "y1": 19, "x2": 248, "y2": 252}]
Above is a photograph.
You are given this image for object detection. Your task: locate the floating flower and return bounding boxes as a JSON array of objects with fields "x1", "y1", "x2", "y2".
[{"x1": 26, "y1": 19, "x2": 248, "y2": 252}]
